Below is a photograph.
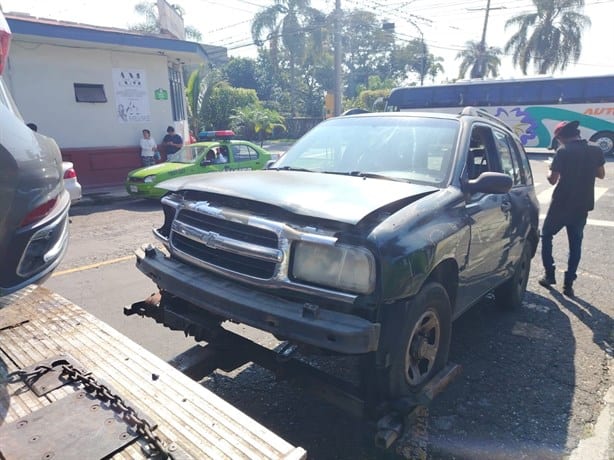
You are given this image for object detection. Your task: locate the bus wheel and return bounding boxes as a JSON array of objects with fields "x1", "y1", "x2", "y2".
[{"x1": 590, "y1": 131, "x2": 614, "y2": 156}]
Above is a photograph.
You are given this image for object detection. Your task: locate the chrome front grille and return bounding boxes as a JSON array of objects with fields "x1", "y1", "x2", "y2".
[
  {"x1": 161, "y1": 195, "x2": 357, "y2": 304},
  {"x1": 171, "y1": 208, "x2": 281, "y2": 280}
]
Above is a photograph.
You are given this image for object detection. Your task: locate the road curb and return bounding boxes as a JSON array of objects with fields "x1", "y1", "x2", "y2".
[{"x1": 569, "y1": 380, "x2": 613, "y2": 459}]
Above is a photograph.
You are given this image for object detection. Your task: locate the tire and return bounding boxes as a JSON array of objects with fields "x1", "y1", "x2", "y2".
[
  {"x1": 494, "y1": 243, "x2": 531, "y2": 309},
  {"x1": 590, "y1": 131, "x2": 614, "y2": 156},
  {"x1": 381, "y1": 282, "x2": 452, "y2": 398}
]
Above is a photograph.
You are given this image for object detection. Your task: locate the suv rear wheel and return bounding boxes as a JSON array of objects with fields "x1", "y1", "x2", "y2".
[{"x1": 494, "y1": 243, "x2": 531, "y2": 309}]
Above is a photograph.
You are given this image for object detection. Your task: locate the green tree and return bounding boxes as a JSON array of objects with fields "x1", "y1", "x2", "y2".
[
  {"x1": 504, "y1": 0, "x2": 590, "y2": 75},
  {"x1": 392, "y1": 39, "x2": 445, "y2": 85},
  {"x1": 129, "y1": 1, "x2": 202, "y2": 41},
  {"x1": 456, "y1": 40, "x2": 502, "y2": 79},
  {"x1": 251, "y1": 0, "x2": 322, "y2": 116},
  {"x1": 230, "y1": 104, "x2": 286, "y2": 145},
  {"x1": 201, "y1": 84, "x2": 259, "y2": 130},
  {"x1": 222, "y1": 57, "x2": 258, "y2": 91},
  {"x1": 341, "y1": 10, "x2": 396, "y2": 98}
]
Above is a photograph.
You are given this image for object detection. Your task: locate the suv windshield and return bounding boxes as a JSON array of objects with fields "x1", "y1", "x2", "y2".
[{"x1": 274, "y1": 116, "x2": 459, "y2": 186}]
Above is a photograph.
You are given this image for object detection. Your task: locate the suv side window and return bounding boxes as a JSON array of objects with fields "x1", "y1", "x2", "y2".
[
  {"x1": 512, "y1": 139, "x2": 534, "y2": 186},
  {"x1": 466, "y1": 125, "x2": 493, "y2": 179},
  {"x1": 493, "y1": 129, "x2": 521, "y2": 185}
]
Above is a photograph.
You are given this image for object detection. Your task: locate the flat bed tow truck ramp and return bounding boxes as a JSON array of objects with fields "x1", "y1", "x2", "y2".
[{"x1": 0, "y1": 286, "x2": 306, "y2": 460}]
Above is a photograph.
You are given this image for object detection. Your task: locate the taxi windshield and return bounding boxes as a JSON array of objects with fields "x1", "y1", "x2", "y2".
[{"x1": 167, "y1": 145, "x2": 209, "y2": 164}]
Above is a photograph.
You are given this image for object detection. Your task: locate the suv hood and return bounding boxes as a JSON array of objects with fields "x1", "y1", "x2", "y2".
[{"x1": 159, "y1": 170, "x2": 438, "y2": 225}]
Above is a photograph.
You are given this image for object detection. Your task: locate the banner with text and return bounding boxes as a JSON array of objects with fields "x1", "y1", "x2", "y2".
[{"x1": 112, "y1": 68, "x2": 151, "y2": 123}]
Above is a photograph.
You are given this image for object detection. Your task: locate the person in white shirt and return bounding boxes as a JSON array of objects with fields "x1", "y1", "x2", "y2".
[{"x1": 140, "y1": 129, "x2": 159, "y2": 166}]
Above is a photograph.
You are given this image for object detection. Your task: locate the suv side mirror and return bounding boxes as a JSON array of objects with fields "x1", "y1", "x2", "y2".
[{"x1": 465, "y1": 172, "x2": 513, "y2": 194}]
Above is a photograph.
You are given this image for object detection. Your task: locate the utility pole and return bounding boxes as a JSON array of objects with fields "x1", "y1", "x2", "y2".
[
  {"x1": 469, "y1": 0, "x2": 505, "y2": 78},
  {"x1": 479, "y1": 0, "x2": 491, "y2": 49},
  {"x1": 333, "y1": 0, "x2": 342, "y2": 116}
]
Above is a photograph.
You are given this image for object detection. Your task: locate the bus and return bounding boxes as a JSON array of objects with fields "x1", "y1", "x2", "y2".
[{"x1": 385, "y1": 75, "x2": 614, "y2": 156}]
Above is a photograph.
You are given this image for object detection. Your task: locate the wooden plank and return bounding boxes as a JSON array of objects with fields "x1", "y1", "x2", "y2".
[{"x1": 0, "y1": 286, "x2": 306, "y2": 460}]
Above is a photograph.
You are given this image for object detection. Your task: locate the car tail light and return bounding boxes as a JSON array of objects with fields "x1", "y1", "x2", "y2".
[
  {"x1": 63, "y1": 167, "x2": 77, "y2": 180},
  {"x1": 20, "y1": 197, "x2": 58, "y2": 227},
  {"x1": 0, "y1": 17, "x2": 11, "y2": 75}
]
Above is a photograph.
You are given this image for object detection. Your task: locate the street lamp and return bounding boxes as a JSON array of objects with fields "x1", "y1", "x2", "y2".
[{"x1": 409, "y1": 21, "x2": 426, "y2": 86}]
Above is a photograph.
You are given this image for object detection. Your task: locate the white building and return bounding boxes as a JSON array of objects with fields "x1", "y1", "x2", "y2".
[{"x1": 4, "y1": 13, "x2": 224, "y2": 187}]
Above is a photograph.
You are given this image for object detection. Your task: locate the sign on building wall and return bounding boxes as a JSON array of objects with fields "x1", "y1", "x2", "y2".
[{"x1": 112, "y1": 68, "x2": 151, "y2": 123}]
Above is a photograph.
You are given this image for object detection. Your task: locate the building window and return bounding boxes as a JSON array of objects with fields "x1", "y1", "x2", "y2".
[
  {"x1": 168, "y1": 67, "x2": 185, "y2": 121},
  {"x1": 74, "y1": 83, "x2": 107, "y2": 103}
]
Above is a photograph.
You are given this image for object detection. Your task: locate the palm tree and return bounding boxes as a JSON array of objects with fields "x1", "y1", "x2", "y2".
[
  {"x1": 427, "y1": 56, "x2": 445, "y2": 83},
  {"x1": 456, "y1": 40, "x2": 502, "y2": 79},
  {"x1": 230, "y1": 104, "x2": 286, "y2": 145},
  {"x1": 251, "y1": 0, "x2": 321, "y2": 116},
  {"x1": 504, "y1": 0, "x2": 590, "y2": 75},
  {"x1": 185, "y1": 66, "x2": 222, "y2": 136}
]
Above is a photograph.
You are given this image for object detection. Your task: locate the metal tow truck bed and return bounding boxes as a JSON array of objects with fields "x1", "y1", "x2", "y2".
[{"x1": 0, "y1": 286, "x2": 306, "y2": 460}]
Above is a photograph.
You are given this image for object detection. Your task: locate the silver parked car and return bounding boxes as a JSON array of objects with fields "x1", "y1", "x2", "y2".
[{"x1": 0, "y1": 12, "x2": 70, "y2": 295}]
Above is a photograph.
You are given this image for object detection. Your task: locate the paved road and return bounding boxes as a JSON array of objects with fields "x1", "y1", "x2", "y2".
[{"x1": 46, "y1": 155, "x2": 613, "y2": 459}]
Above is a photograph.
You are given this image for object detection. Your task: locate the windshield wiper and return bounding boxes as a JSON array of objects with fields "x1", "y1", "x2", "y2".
[
  {"x1": 342, "y1": 171, "x2": 409, "y2": 183},
  {"x1": 271, "y1": 166, "x2": 314, "y2": 172}
]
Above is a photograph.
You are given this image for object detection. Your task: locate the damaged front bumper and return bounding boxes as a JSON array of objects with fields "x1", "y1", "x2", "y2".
[{"x1": 135, "y1": 246, "x2": 380, "y2": 354}]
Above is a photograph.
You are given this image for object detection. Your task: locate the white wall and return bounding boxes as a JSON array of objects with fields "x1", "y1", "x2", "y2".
[{"x1": 5, "y1": 40, "x2": 178, "y2": 148}]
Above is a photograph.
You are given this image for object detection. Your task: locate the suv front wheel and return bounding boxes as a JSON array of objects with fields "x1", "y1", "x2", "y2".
[{"x1": 377, "y1": 282, "x2": 452, "y2": 399}]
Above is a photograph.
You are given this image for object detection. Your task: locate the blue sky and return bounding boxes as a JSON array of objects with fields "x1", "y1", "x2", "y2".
[{"x1": 2, "y1": 0, "x2": 612, "y2": 82}]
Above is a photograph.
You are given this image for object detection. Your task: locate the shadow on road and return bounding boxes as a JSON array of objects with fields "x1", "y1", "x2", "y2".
[
  {"x1": 428, "y1": 291, "x2": 575, "y2": 460},
  {"x1": 548, "y1": 290, "x2": 613, "y2": 357},
  {"x1": 191, "y1": 289, "x2": 578, "y2": 460}
]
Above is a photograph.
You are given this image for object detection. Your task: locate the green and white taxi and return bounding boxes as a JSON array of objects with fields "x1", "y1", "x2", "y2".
[{"x1": 126, "y1": 131, "x2": 274, "y2": 199}]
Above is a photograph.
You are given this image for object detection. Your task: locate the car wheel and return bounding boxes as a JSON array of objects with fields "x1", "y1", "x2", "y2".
[
  {"x1": 381, "y1": 282, "x2": 452, "y2": 398},
  {"x1": 494, "y1": 243, "x2": 531, "y2": 309}
]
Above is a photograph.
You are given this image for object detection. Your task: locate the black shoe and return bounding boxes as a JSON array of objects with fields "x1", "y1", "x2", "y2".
[
  {"x1": 563, "y1": 285, "x2": 574, "y2": 298},
  {"x1": 538, "y1": 275, "x2": 556, "y2": 287}
]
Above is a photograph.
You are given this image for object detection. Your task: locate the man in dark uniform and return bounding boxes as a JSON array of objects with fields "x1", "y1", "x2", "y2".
[
  {"x1": 162, "y1": 126, "x2": 183, "y2": 157},
  {"x1": 539, "y1": 120, "x2": 606, "y2": 297}
]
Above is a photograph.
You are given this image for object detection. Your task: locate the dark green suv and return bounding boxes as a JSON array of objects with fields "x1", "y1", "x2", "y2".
[{"x1": 136, "y1": 108, "x2": 539, "y2": 399}]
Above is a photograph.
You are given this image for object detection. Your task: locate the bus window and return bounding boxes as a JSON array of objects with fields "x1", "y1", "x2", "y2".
[
  {"x1": 585, "y1": 77, "x2": 614, "y2": 102},
  {"x1": 540, "y1": 83, "x2": 563, "y2": 104},
  {"x1": 501, "y1": 82, "x2": 542, "y2": 105},
  {"x1": 482, "y1": 84, "x2": 501, "y2": 106},
  {"x1": 466, "y1": 85, "x2": 487, "y2": 106},
  {"x1": 398, "y1": 87, "x2": 433, "y2": 108},
  {"x1": 433, "y1": 86, "x2": 460, "y2": 107},
  {"x1": 560, "y1": 79, "x2": 584, "y2": 103}
]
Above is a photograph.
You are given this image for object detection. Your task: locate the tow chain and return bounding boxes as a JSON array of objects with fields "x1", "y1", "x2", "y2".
[{"x1": 5, "y1": 363, "x2": 173, "y2": 459}]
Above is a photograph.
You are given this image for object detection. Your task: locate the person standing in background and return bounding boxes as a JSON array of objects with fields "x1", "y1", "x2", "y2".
[
  {"x1": 162, "y1": 126, "x2": 183, "y2": 158},
  {"x1": 538, "y1": 120, "x2": 605, "y2": 297},
  {"x1": 140, "y1": 129, "x2": 158, "y2": 166}
]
